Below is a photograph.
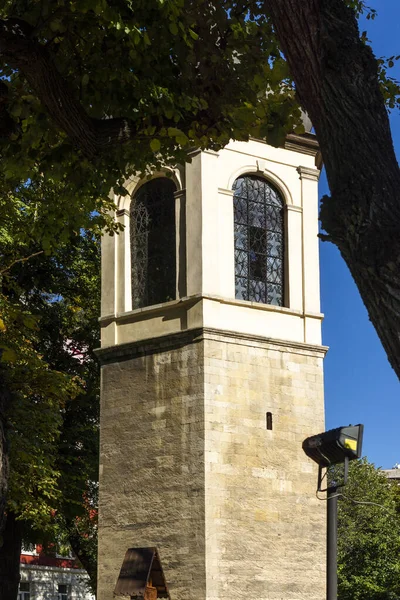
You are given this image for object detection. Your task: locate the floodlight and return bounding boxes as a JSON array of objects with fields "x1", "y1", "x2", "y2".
[
  {"x1": 302, "y1": 424, "x2": 363, "y2": 467},
  {"x1": 302, "y1": 423, "x2": 364, "y2": 600}
]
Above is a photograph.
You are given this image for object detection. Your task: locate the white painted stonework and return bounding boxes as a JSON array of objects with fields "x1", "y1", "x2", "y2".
[
  {"x1": 20, "y1": 564, "x2": 94, "y2": 600},
  {"x1": 100, "y1": 138, "x2": 323, "y2": 349}
]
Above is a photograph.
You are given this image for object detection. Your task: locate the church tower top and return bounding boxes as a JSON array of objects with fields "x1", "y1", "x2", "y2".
[{"x1": 100, "y1": 136, "x2": 322, "y2": 351}]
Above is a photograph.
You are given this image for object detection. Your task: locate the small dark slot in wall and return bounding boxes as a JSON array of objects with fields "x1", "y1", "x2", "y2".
[{"x1": 266, "y1": 412, "x2": 273, "y2": 430}]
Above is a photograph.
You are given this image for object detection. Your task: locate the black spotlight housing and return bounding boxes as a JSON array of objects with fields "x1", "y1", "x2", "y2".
[{"x1": 302, "y1": 424, "x2": 364, "y2": 468}]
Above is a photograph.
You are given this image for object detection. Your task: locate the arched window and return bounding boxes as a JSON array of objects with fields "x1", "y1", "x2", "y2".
[
  {"x1": 233, "y1": 174, "x2": 284, "y2": 306},
  {"x1": 130, "y1": 178, "x2": 176, "y2": 309}
]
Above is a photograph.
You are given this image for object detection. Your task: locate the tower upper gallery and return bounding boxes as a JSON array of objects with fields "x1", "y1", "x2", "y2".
[{"x1": 100, "y1": 135, "x2": 322, "y2": 350}]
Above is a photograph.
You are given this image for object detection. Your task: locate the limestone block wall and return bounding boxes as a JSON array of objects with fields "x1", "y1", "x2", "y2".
[
  {"x1": 97, "y1": 332, "x2": 206, "y2": 600},
  {"x1": 97, "y1": 329, "x2": 326, "y2": 600},
  {"x1": 203, "y1": 330, "x2": 326, "y2": 600}
]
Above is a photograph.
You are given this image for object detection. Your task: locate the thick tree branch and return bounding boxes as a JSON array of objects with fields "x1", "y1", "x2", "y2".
[
  {"x1": 0, "y1": 18, "x2": 138, "y2": 158},
  {"x1": 0, "y1": 80, "x2": 16, "y2": 140},
  {"x1": 67, "y1": 523, "x2": 97, "y2": 594},
  {"x1": 0, "y1": 512, "x2": 22, "y2": 600},
  {"x1": 0, "y1": 368, "x2": 9, "y2": 536},
  {"x1": 266, "y1": 0, "x2": 400, "y2": 379},
  {"x1": 0, "y1": 250, "x2": 44, "y2": 276}
]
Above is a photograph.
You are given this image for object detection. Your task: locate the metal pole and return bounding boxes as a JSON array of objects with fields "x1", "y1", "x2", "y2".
[{"x1": 327, "y1": 486, "x2": 338, "y2": 600}]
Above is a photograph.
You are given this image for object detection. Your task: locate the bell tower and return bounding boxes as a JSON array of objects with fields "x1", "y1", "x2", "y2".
[{"x1": 97, "y1": 134, "x2": 326, "y2": 600}]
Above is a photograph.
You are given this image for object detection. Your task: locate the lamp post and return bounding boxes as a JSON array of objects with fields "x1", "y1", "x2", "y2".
[
  {"x1": 302, "y1": 424, "x2": 364, "y2": 600},
  {"x1": 327, "y1": 483, "x2": 338, "y2": 600}
]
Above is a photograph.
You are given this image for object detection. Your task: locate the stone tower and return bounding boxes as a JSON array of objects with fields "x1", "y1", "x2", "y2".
[{"x1": 97, "y1": 134, "x2": 326, "y2": 600}]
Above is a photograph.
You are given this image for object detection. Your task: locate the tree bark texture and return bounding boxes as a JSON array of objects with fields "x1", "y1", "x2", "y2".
[
  {"x1": 0, "y1": 369, "x2": 9, "y2": 535},
  {"x1": 0, "y1": 512, "x2": 22, "y2": 600},
  {"x1": 68, "y1": 525, "x2": 97, "y2": 596},
  {"x1": 266, "y1": 0, "x2": 400, "y2": 379}
]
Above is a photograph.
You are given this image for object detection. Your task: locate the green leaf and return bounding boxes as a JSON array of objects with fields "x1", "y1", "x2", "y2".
[
  {"x1": 167, "y1": 127, "x2": 186, "y2": 138},
  {"x1": 49, "y1": 19, "x2": 62, "y2": 32},
  {"x1": 150, "y1": 138, "x2": 161, "y2": 152},
  {"x1": 176, "y1": 134, "x2": 188, "y2": 146},
  {"x1": 0, "y1": 345, "x2": 17, "y2": 362}
]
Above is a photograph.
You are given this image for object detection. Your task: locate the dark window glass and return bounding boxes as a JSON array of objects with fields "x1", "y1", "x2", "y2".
[
  {"x1": 18, "y1": 583, "x2": 30, "y2": 600},
  {"x1": 58, "y1": 584, "x2": 69, "y2": 600},
  {"x1": 130, "y1": 178, "x2": 176, "y2": 309},
  {"x1": 266, "y1": 412, "x2": 273, "y2": 430},
  {"x1": 233, "y1": 175, "x2": 284, "y2": 306}
]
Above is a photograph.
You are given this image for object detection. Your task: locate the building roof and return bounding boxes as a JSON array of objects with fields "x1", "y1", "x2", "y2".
[{"x1": 382, "y1": 466, "x2": 400, "y2": 480}]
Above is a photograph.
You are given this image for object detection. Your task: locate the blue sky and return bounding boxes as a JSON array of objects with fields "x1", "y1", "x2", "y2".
[{"x1": 320, "y1": 0, "x2": 400, "y2": 469}]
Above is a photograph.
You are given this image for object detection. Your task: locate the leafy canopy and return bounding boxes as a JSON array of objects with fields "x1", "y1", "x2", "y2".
[
  {"x1": 332, "y1": 458, "x2": 400, "y2": 600},
  {"x1": 0, "y1": 170, "x2": 100, "y2": 583},
  {"x1": 0, "y1": 0, "x2": 305, "y2": 213},
  {"x1": 0, "y1": 1, "x2": 398, "y2": 218}
]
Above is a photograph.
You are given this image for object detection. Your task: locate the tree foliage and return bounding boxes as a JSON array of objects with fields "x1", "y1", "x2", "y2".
[
  {"x1": 0, "y1": 0, "x2": 304, "y2": 201},
  {"x1": 1, "y1": 0, "x2": 399, "y2": 381},
  {"x1": 333, "y1": 459, "x2": 400, "y2": 600},
  {"x1": 0, "y1": 186, "x2": 101, "y2": 594}
]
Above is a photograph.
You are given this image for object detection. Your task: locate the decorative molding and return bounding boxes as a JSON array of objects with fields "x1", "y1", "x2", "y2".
[
  {"x1": 98, "y1": 296, "x2": 200, "y2": 325},
  {"x1": 98, "y1": 313, "x2": 116, "y2": 325},
  {"x1": 95, "y1": 328, "x2": 204, "y2": 364},
  {"x1": 248, "y1": 132, "x2": 320, "y2": 162},
  {"x1": 256, "y1": 159, "x2": 267, "y2": 173},
  {"x1": 304, "y1": 312, "x2": 325, "y2": 320},
  {"x1": 20, "y1": 564, "x2": 88, "y2": 574},
  {"x1": 226, "y1": 164, "x2": 294, "y2": 205},
  {"x1": 186, "y1": 148, "x2": 201, "y2": 158},
  {"x1": 286, "y1": 205, "x2": 302, "y2": 214},
  {"x1": 187, "y1": 148, "x2": 219, "y2": 158},
  {"x1": 99, "y1": 293, "x2": 324, "y2": 326},
  {"x1": 116, "y1": 209, "x2": 130, "y2": 218},
  {"x1": 121, "y1": 169, "x2": 184, "y2": 201},
  {"x1": 202, "y1": 148, "x2": 220, "y2": 156},
  {"x1": 297, "y1": 166, "x2": 320, "y2": 181},
  {"x1": 174, "y1": 189, "x2": 186, "y2": 199},
  {"x1": 95, "y1": 325, "x2": 328, "y2": 365},
  {"x1": 201, "y1": 327, "x2": 328, "y2": 355},
  {"x1": 218, "y1": 187, "x2": 234, "y2": 197},
  {"x1": 285, "y1": 132, "x2": 319, "y2": 156}
]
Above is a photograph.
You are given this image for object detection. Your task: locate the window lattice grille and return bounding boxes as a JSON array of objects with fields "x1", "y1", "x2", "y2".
[
  {"x1": 58, "y1": 584, "x2": 69, "y2": 600},
  {"x1": 233, "y1": 175, "x2": 284, "y2": 306},
  {"x1": 18, "y1": 582, "x2": 30, "y2": 600},
  {"x1": 130, "y1": 178, "x2": 176, "y2": 309}
]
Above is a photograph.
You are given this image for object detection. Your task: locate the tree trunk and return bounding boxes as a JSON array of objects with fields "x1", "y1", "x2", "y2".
[
  {"x1": 68, "y1": 526, "x2": 97, "y2": 597},
  {"x1": 266, "y1": 0, "x2": 400, "y2": 379},
  {"x1": 0, "y1": 512, "x2": 22, "y2": 600},
  {"x1": 0, "y1": 373, "x2": 18, "y2": 600},
  {"x1": 0, "y1": 369, "x2": 10, "y2": 534}
]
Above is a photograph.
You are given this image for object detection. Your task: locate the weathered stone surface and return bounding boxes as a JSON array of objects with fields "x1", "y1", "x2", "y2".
[
  {"x1": 98, "y1": 334, "x2": 206, "y2": 600},
  {"x1": 97, "y1": 329, "x2": 325, "y2": 600}
]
